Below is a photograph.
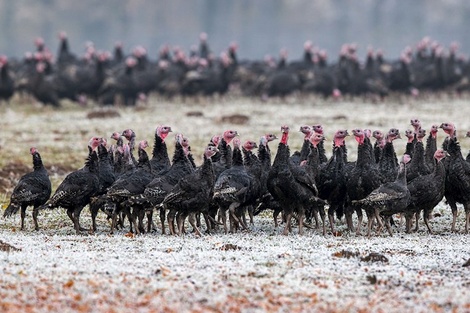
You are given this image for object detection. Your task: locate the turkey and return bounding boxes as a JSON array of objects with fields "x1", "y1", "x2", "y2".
[
  {"x1": 213, "y1": 138, "x2": 258, "y2": 233},
  {"x1": 56, "y1": 31, "x2": 77, "y2": 67},
  {"x1": 263, "y1": 63, "x2": 302, "y2": 99},
  {"x1": 146, "y1": 125, "x2": 173, "y2": 231},
  {"x1": 345, "y1": 128, "x2": 382, "y2": 235},
  {"x1": 378, "y1": 128, "x2": 401, "y2": 183},
  {"x1": 3, "y1": 147, "x2": 51, "y2": 230},
  {"x1": 352, "y1": 155, "x2": 411, "y2": 237},
  {"x1": 372, "y1": 130, "x2": 385, "y2": 164},
  {"x1": 198, "y1": 32, "x2": 211, "y2": 59},
  {"x1": 122, "y1": 128, "x2": 137, "y2": 165},
  {"x1": 404, "y1": 129, "x2": 415, "y2": 157},
  {"x1": 29, "y1": 62, "x2": 61, "y2": 107},
  {"x1": 212, "y1": 129, "x2": 239, "y2": 177},
  {"x1": 440, "y1": 122, "x2": 470, "y2": 232},
  {"x1": 98, "y1": 57, "x2": 140, "y2": 106},
  {"x1": 405, "y1": 149, "x2": 448, "y2": 234},
  {"x1": 253, "y1": 134, "x2": 282, "y2": 227},
  {"x1": 38, "y1": 137, "x2": 101, "y2": 234},
  {"x1": 406, "y1": 128, "x2": 432, "y2": 182},
  {"x1": 105, "y1": 139, "x2": 154, "y2": 234},
  {"x1": 304, "y1": 132, "x2": 328, "y2": 234},
  {"x1": 149, "y1": 125, "x2": 173, "y2": 174},
  {"x1": 137, "y1": 133, "x2": 195, "y2": 234},
  {"x1": 160, "y1": 145, "x2": 218, "y2": 236},
  {"x1": 89, "y1": 138, "x2": 116, "y2": 232},
  {"x1": 240, "y1": 139, "x2": 263, "y2": 226},
  {"x1": 311, "y1": 124, "x2": 328, "y2": 164},
  {"x1": 0, "y1": 56, "x2": 15, "y2": 103},
  {"x1": 267, "y1": 125, "x2": 320, "y2": 235},
  {"x1": 296, "y1": 125, "x2": 313, "y2": 164},
  {"x1": 425, "y1": 125, "x2": 439, "y2": 170},
  {"x1": 206, "y1": 130, "x2": 238, "y2": 227},
  {"x1": 317, "y1": 129, "x2": 349, "y2": 234}
]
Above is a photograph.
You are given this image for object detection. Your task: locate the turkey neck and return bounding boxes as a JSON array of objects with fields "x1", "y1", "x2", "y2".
[
  {"x1": 383, "y1": 141, "x2": 398, "y2": 166},
  {"x1": 425, "y1": 134, "x2": 437, "y2": 165},
  {"x1": 171, "y1": 142, "x2": 186, "y2": 164},
  {"x1": 151, "y1": 135, "x2": 170, "y2": 169},
  {"x1": 218, "y1": 139, "x2": 233, "y2": 169},
  {"x1": 232, "y1": 146, "x2": 244, "y2": 167},
  {"x1": 273, "y1": 142, "x2": 290, "y2": 167},
  {"x1": 396, "y1": 162, "x2": 407, "y2": 185},
  {"x1": 85, "y1": 150, "x2": 99, "y2": 173},
  {"x1": 446, "y1": 137, "x2": 463, "y2": 159},
  {"x1": 242, "y1": 148, "x2": 256, "y2": 168},
  {"x1": 98, "y1": 145, "x2": 111, "y2": 161},
  {"x1": 280, "y1": 132, "x2": 289, "y2": 145},
  {"x1": 306, "y1": 146, "x2": 320, "y2": 177},
  {"x1": 1, "y1": 63, "x2": 9, "y2": 79},
  {"x1": 201, "y1": 155, "x2": 215, "y2": 181},
  {"x1": 32, "y1": 152, "x2": 44, "y2": 171},
  {"x1": 137, "y1": 149, "x2": 152, "y2": 172},
  {"x1": 257, "y1": 144, "x2": 271, "y2": 171},
  {"x1": 356, "y1": 140, "x2": 373, "y2": 167},
  {"x1": 434, "y1": 159, "x2": 446, "y2": 179}
]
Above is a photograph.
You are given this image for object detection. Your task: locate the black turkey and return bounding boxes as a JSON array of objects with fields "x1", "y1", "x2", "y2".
[
  {"x1": 136, "y1": 133, "x2": 195, "y2": 234},
  {"x1": 267, "y1": 125, "x2": 320, "y2": 235},
  {"x1": 106, "y1": 139, "x2": 154, "y2": 234},
  {"x1": 161, "y1": 145, "x2": 218, "y2": 236},
  {"x1": 213, "y1": 138, "x2": 258, "y2": 233},
  {"x1": 405, "y1": 149, "x2": 448, "y2": 234},
  {"x1": 0, "y1": 56, "x2": 15, "y2": 103},
  {"x1": 317, "y1": 129, "x2": 349, "y2": 234},
  {"x1": 352, "y1": 154, "x2": 411, "y2": 237},
  {"x1": 4, "y1": 147, "x2": 51, "y2": 230},
  {"x1": 440, "y1": 122, "x2": 470, "y2": 233},
  {"x1": 345, "y1": 128, "x2": 381, "y2": 235},
  {"x1": 38, "y1": 137, "x2": 101, "y2": 234}
]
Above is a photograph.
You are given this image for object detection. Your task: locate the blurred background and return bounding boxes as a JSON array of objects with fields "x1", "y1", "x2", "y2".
[{"x1": 1, "y1": 0, "x2": 469, "y2": 60}]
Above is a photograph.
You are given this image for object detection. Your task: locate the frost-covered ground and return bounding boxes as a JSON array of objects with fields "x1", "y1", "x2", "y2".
[
  {"x1": 0, "y1": 205, "x2": 469, "y2": 313},
  {"x1": 1, "y1": 96, "x2": 470, "y2": 312}
]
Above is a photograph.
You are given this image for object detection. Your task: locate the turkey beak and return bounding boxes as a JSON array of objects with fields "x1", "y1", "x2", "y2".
[
  {"x1": 253, "y1": 143, "x2": 258, "y2": 148},
  {"x1": 396, "y1": 133, "x2": 402, "y2": 139},
  {"x1": 445, "y1": 151, "x2": 451, "y2": 157}
]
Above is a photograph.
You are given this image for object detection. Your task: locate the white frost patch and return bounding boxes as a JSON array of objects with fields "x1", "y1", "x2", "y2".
[{"x1": 0, "y1": 203, "x2": 469, "y2": 312}]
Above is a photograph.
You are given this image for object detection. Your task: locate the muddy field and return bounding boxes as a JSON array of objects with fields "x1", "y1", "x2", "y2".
[{"x1": 1, "y1": 95, "x2": 470, "y2": 312}]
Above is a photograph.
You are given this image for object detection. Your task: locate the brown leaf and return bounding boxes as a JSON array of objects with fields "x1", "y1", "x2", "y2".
[
  {"x1": 63, "y1": 280, "x2": 74, "y2": 288},
  {"x1": 124, "y1": 232, "x2": 135, "y2": 238}
]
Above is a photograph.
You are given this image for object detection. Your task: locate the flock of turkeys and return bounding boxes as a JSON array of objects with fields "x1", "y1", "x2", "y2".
[
  {"x1": 1, "y1": 33, "x2": 470, "y2": 107},
  {"x1": 4, "y1": 119, "x2": 470, "y2": 237}
]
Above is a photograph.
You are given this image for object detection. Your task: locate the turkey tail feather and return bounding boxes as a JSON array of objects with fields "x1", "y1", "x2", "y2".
[{"x1": 3, "y1": 203, "x2": 20, "y2": 218}]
